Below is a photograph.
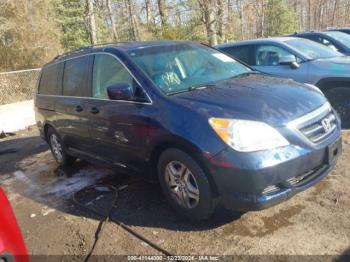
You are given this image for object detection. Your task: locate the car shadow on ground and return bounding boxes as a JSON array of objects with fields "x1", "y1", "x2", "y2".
[
  {"x1": 0, "y1": 135, "x2": 48, "y2": 176},
  {"x1": 60, "y1": 163, "x2": 244, "y2": 231},
  {"x1": 1, "y1": 135, "x2": 243, "y2": 231}
]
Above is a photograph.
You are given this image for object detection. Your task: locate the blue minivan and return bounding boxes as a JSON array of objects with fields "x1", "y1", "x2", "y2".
[{"x1": 35, "y1": 41, "x2": 342, "y2": 220}]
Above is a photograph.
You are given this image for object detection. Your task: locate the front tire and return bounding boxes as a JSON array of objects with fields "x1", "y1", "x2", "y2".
[
  {"x1": 157, "y1": 148, "x2": 214, "y2": 220},
  {"x1": 47, "y1": 128, "x2": 76, "y2": 167},
  {"x1": 325, "y1": 87, "x2": 350, "y2": 129}
]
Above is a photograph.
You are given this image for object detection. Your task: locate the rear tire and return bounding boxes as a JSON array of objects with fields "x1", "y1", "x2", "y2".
[
  {"x1": 157, "y1": 148, "x2": 214, "y2": 221},
  {"x1": 325, "y1": 87, "x2": 350, "y2": 129},
  {"x1": 47, "y1": 127, "x2": 76, "y2": 167}
]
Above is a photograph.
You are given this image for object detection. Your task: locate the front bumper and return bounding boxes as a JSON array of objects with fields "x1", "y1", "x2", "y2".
[{"x1": 207, "y1": 134, "x2": 342, "y2": 212}]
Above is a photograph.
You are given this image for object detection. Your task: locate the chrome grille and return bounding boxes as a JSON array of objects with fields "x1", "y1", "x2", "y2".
[
  {"x1": 286, "y1": 169, "x2": 316, "y2": 186},
  {"x1": 262, "y1": 185, "x2": 280, "y2": 195},
  {"x1": 288, "y1": 103, "x2": 337, "y2": 144},
  {"x1": 261, "y1": 165, "x2": 327, "y2": 196},
  {"x1": 299, "y1": 112, "x2": 337, "y2": 143}
]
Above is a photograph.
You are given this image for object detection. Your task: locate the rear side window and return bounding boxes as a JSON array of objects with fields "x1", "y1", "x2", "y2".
[
  {"x1": 38, "y1": 63, "x2": 63, "y2": 95},
  {"x1": 63, "y1": 56, "x2": 90, "y2": 97},
  {"x1": 220, "y1": 46, "x2": 252, "y2": 65}
]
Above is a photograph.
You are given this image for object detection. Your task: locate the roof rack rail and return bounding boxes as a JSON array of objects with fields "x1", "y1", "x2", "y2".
[
  {"x1": 53, "y1": 41, "x2": 131, "y2": 60},
  {"x1": 54, "y1": 46, "x2": 91, "y2": 60}
]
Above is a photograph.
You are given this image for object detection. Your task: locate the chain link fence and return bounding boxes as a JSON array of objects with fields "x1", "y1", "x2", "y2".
[{"x1": 0, "y1": 68, "x2": 41, "y2": 105}]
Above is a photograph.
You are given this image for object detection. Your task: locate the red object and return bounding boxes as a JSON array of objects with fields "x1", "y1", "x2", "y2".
[{"x1": 0, "y1": 187, "x2": 28, "y2": 262}]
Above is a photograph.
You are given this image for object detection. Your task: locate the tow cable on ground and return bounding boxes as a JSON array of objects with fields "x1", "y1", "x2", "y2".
[{"x1": 72, "y1": 184, "x2": 175, "y2": 262}]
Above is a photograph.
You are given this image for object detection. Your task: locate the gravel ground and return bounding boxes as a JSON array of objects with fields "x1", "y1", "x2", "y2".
[{"x1": 0, "y1": 127, "x2": 349, "y2": 260}]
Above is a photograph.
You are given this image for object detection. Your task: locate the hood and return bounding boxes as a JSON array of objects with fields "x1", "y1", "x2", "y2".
[
  {"x1": 173, "y1": 74, "x2": 327, "y2": 126},
  {"x1": 317, "y1": 55, "x2": 350, "y2": 65},
  {"x1": 311, "y1": 56, "x2": 350, "y2": 76}
]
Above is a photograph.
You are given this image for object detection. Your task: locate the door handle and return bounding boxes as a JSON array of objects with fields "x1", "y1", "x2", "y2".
[
  {"x1": 75, "y1": 105, "x2": 83, "y2": 112},
  {"x1": 90, "y1": 107, "x2": 99, "y2": 114}
]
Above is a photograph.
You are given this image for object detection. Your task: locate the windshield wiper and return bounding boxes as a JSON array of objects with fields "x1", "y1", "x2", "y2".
[
  {"x1": 231, "y1": 71, "x2": 261, "y2": 79},
  {"x1": 167, "y1": 85, "x2": 207, "y2": 96}
]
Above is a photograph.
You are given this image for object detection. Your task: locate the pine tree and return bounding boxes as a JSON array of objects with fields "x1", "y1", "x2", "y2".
[
  {"x1": 55, "y1": 0, "x2": 90, "y2": 50},
  {"x1": 265, "y1": 0, "x2": 298, "y2": 37}
]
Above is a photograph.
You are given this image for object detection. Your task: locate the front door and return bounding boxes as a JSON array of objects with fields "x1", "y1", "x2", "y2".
[
  {"x1": 251, "y1": 44, "x2": 310, "y2": 83},
  {"x1": 84, "y1": 54, "x2": 151, "y2": 172}
]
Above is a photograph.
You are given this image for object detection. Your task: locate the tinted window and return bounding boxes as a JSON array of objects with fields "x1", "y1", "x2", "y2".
[
  {"x1": 38, "y1": 63, "x2": 63, "y2": 95},
  {"x1": 302, "y1": 35, "x2": 322, "y2": 43},
  {"x1": 306, "y1": 35, "x2": 339, "y2": 51},
  {"x1": 92, "y1": 54, "x2": 136, "y2": 99},
  {"x1": 221, "y1": 46, "x2": 252, "y2": 65},
  {"x1": 324, "y1": 31, "x2": 350, "y2": 49},
  {"x1": 255, "y1": 45, "x2": 294, "y2": 66},
  {"x1": 285, "y1": 39, "x2": 342, "y2": 59},
  {"x1": 63, "y1": 56, "x2": 90, "y2": 97}
]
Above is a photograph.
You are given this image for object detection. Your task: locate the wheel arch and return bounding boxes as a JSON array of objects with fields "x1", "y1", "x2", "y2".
[
  {"x1": 316, "y1": 77, "x2": 350, "y2": 93},
  {"x1": 149, "y1": 138, "x2": 220, "y2": 197},
  {"x1": 43, "y1": 123, "x2": 55, "y2": 141}
]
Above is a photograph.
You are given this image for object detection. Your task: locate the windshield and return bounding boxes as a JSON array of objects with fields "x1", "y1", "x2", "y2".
[
  {"x1": 285, "y1": 38, "x2": 343, "y2": 60},
  {"x1": 324, "y1": 31, "x2": 350, "y2": 48},
  {"x1": 128, "y1": 43, "x2": 251, "y2": 94}
]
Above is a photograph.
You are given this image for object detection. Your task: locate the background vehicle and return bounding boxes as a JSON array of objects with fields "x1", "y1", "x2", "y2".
[
  {"x1": 291, "y1": 31, "x2": 350, "y2": 55},
  {"x1": 326, "y1": 28, "x2": 350, "y2": 35},
  {"x1": 35, "y1": 41, "x2": 341, "y2": 220},
  {"x1": 0, "y1": 188, "x2": 28, "y2": 262},
  {"x1": 216, "y1": 37, "x2": 350, "y2": 128}
]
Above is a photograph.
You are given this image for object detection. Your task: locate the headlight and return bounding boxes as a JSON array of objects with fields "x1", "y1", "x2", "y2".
[{"x1": 208, "y1": 118, "x2": 289, "y2": 152}]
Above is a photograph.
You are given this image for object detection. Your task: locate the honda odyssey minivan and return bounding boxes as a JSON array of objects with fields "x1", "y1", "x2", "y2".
[{"x1": 35, "y1": 41, "x2": 342, "y2": 220}]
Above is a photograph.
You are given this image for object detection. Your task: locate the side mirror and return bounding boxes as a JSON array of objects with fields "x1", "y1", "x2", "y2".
[
  {"x1": 107, "y1": 83, "x2": 134, "y2": 101},
  {"x1": 279, "y1": 55, "x2": 299, "y2": 69}
]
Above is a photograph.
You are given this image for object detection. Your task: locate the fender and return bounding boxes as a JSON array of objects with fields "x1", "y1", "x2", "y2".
[
  {"x1": 316, "y1": 77, "x2": 350, "y2": 93},
  {"x1": 146, "y1": 133, "x2": 221, "y2": 195}
]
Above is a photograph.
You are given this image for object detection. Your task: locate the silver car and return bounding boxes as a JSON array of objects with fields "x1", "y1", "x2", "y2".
[{"x1": 216, "y1": 37, "x2": 350, "y2": 128}]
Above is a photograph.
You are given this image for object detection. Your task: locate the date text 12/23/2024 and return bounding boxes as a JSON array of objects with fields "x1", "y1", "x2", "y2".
[{"x1": 127, "y1": 256, "x2": 219, "y2": 261}]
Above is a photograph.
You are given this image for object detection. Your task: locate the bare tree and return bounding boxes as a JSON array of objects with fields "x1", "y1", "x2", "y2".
[
  {"x1": 217, "y1": 0, "x2": 225, "y2": 41},
  {"x1": 126, "y1": 0, "x2": 140, "y2": 40},
  {"x1": 87, "y1": 0, "x2": 97, "y2": 44},
  {"x1": 157, "y1": 0, "x2": 168, "y2": 27},
  {"x1": 332, "y1": 0, "x2": 339, "y2": 25},
  {"x1": 106, "y1": 0, "x2": 119, "y2": 40},
  {"x1": 307, "y1": 0, "x2": 311, "y2": 30},
  {"x1": 198, "y1": 0, "x2": 218, "y2": 45},
  {"x1": 145, "y1": 0, "x2": 152, "y2": 25},
  {"x1": 235, "y1": 0, "x2": 245, "y2": 39},
  {"x1": 253, "y1": 0, "x2": 266, "y2": 37}
]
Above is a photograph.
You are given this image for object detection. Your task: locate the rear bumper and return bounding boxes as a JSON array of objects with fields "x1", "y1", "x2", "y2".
[{"x1": 207, "y1": 134, "x2": 342, "y2": 212}]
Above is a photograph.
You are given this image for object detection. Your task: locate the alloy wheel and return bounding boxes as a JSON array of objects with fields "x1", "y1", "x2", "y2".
[
  {"x1": 50, "y1": 134, "x2": 63, "y2": 163},
  {"x1": 164, "y1": 161, "x2": 200, "y2": 209}
]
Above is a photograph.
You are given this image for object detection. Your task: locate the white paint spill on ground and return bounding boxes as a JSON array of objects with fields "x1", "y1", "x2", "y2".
[
  {"x1": 45, "y1": 169, "x2": 111, "y2": 200},
  {"x1": 41, "y1": 206, "x2": 55, "y2": 216},
  {"x1": 13, "y1": 170, "x2": 35, "y2": 189},
  {"x1": 3, "y1": 151, "x2": 113, "y2": 208}
]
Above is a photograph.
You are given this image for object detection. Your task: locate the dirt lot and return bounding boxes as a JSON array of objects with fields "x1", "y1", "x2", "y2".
[{"x1": 0, "y1": 127, "x2": 349, "y2": 260}]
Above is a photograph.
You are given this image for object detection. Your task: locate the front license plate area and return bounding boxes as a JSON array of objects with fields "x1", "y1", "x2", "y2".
[{"x1": 327, "y1": 138, "x2": 342, "y2": 165}]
